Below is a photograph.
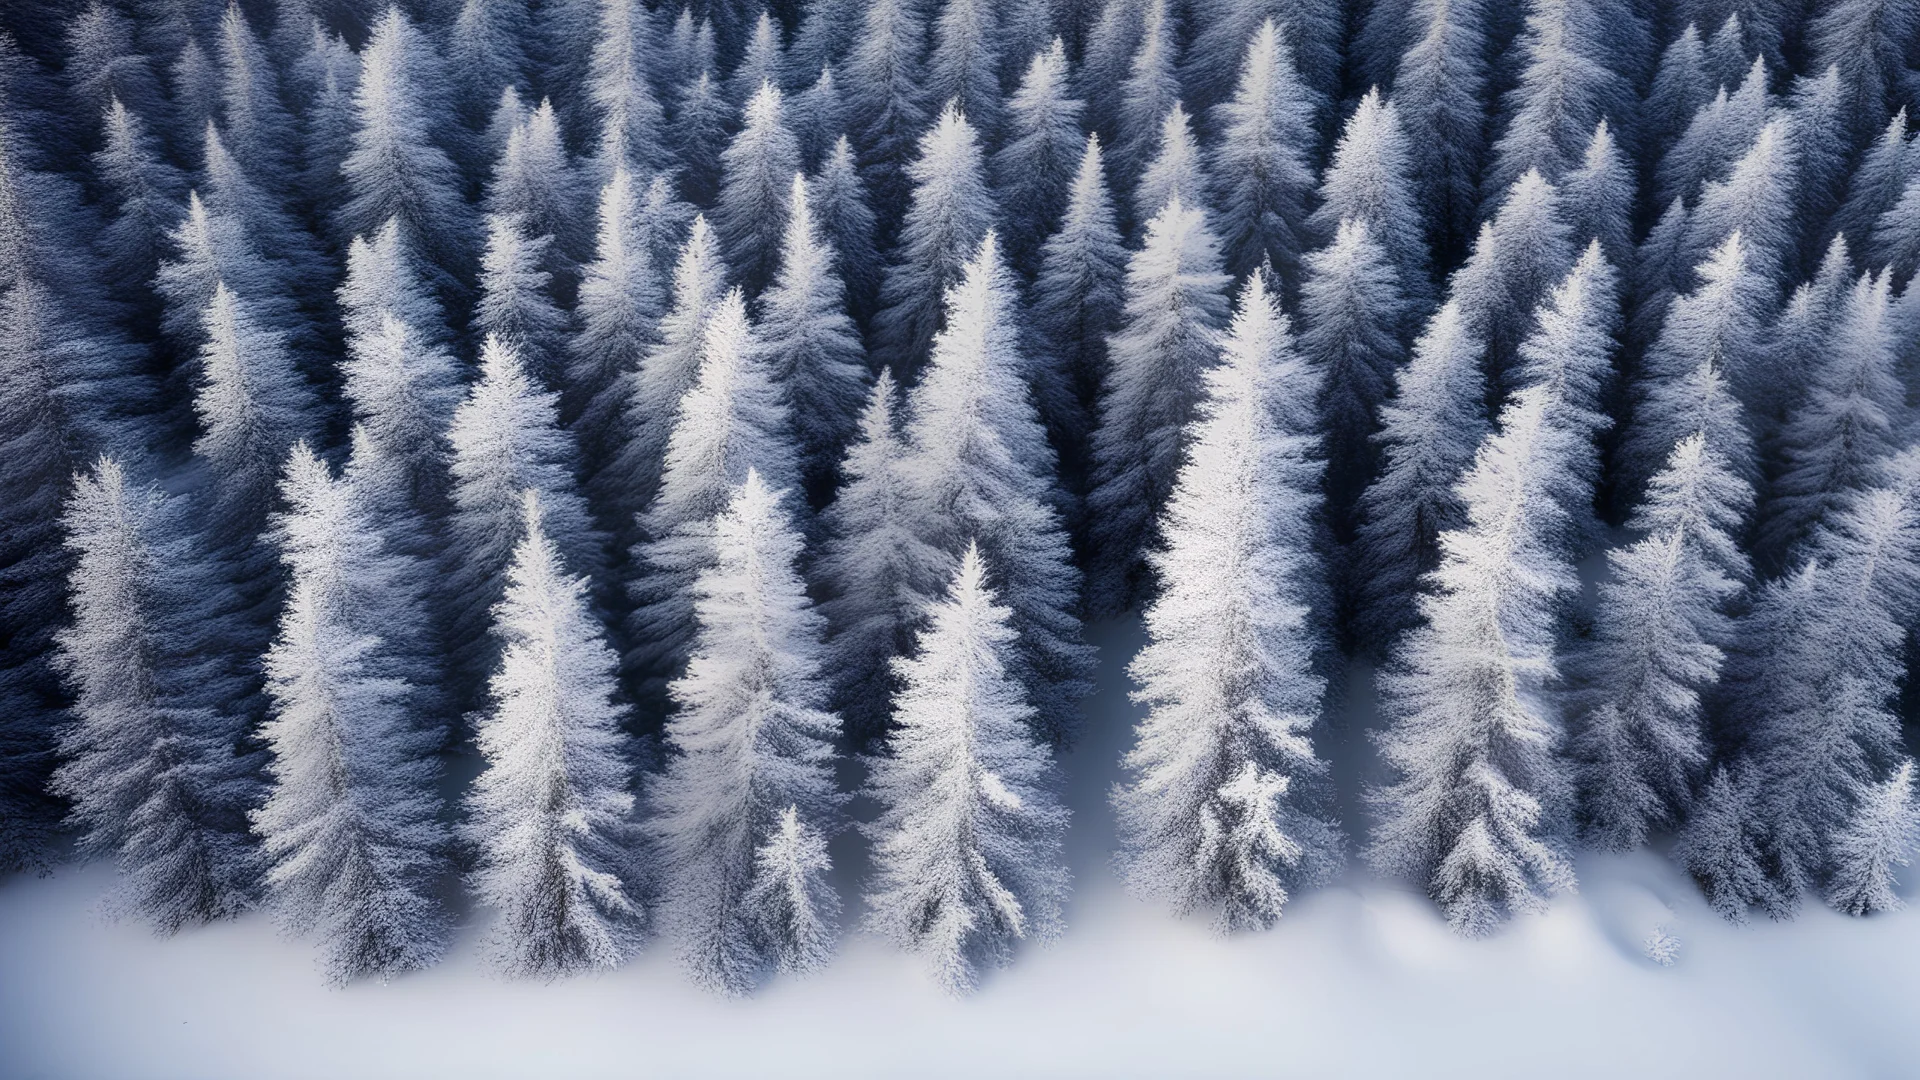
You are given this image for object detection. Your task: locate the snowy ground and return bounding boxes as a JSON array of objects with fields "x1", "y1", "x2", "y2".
[{"x1": 2, "y1": 620, "x2": 1917, "y2": 1079}]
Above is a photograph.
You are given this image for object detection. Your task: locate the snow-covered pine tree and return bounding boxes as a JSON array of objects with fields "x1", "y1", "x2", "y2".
[
  {"x1": 93, "y1": 98, "x2": 185, "y2": 310},
  {"x1": 1760, "y1": 268, "x2": 1903, "y2": 562},
  {"x1": 1076, "y1": 0, "x2": 1142, "y2": 144},
  {"x1": 842, "y1": 0, "x2": 927, "y2": 213},
  {"x1": 927, "y1": 0, "x2": 1003, "y2": 140},
  {"x1": 1509, "y1": 242, "x2": 1619, "y2": 552},
  {"x1": 1639, "y1": 24, "x2": 1712, "y2": 159},
  {"x1": 338, "y1": 215, "x2": 448, "y2": 351},
  {"x1": 485, "y1": 100, "x2": 588, "y2": 292},
  {"x1": 1656, "y1": 57, "x2": 1771, "y2": 211},
  {"x1": 1368, "y1": 385, "x2": 1581, "y2": 935},
  {"x1": 863, "y1": 542, "x2": 1068, "y2": 993},
  {"x1": 810, "y1": 135, "x2": 881, "y2": 320},
  {"x1": 787, "y1": 0, "x2": 862, "y2": 86},
  {"x1": 1787, "y1": 67, "x2": 1851, "y2": 255},
  {"x1": 339, "y1": 7, "x2": 475, "y2": 302},
  {"x1": 600, "y1": 215, "x2": 730, "y2": 543},
  {"x1": 1757, "y1": 234, "x2": 1852, "y2": 431},
  {"x1": 626, "y1": 289, "x2": 797, "y2": 700},
  {"x1": 676, "y1": 71, "x2": 734, "y2": 210},
  {"x1": 653, "y1": 471, "x2": 842, "y2": 995},
  {"x1": 476, "y1": 211, "x2": 570, "y2": 385},
  {"x1": 52, "y1": 457, "x2": 260, "y2": 930},
  {"x1": 1029, "y1": 133, "x2": 1127, "y2": 496},
  {"x1": 1560, "y1": 120, "x2": 1633, "y2": 270},
  {"x1": 1393, "y1": 0, "x2": 1489, "y2": 259},
  {"x1": 1482, "y1": 0, "x2": 1634, "y2": 197},
  {"x1": 872, "y1": 100, "x2": 997, "y2": 383},
  {"x1": 901, "y1": 233, "x2": 1094, "y2": 743},
  {"x1": 1728, "y1": 452, "x2": 1920, "y2": 911},
  {"x1": 1115, "y1": 271, "x2": 1342, "y2": 930},
  {"x1": 1085, "y1": 198, "x2": 1231, "y2": 613},
  {"x1": 294, "y1": 26, "x2": 359, "y2": 223},
  {"x1": 1807, "y1": 0, "x2": 1920, "y2": 145},
  {"x1": 724, "y1": 11, "x2": 782, "y2": 109},
  {"x1": 1184, "y1": 0, "x2": 1342, "y2": 116},
  {"x1": 1131, "y1": 102, "x2": 1204, "y2": 230},
  {"x1": 1112, "y1": 0, "x2": 1178, "y2": 182},
  {"x1": 446, "y1": 336, "x2": 606, "y2": 698},
  {"x1": 1569, "y1": 433, "x2": 1752, "y2": 851},
  {"x1": 1307, "y1": 88, "x2": 1432, "y2": 328},
  {"x1": 1674, "y1": 761, "x2": 1784, "y2": 921},
  {"x1": 581, "y1": 0, "x2": 666, "y2": 184},
  {"x1": 817, "y1": 371, "x2": 947, "y2": 743},
  {"x1": 1869, "y1": 169, "x2": 1920, "y2": 281},
  {"x1": 788, "y1": 64, "x2": 843, "y2": 170},
  {"x1": 1456, "y1": 169, "x2": 1577, "y2": 385},
  {"x1": 1350, "y1": 298, "x2": 1488, "y2": 651},
  {"x1": 761, "y1": 173, "x2": 866, "y2": 505},
  {"x1": 466, "y1": 491, "x2": 644, "y2": 978},
  {"x1": 1619, "y1": 232, "x2": 1768, "y2": 502},
  {"x1": 992, "y1": 38, "x2": 1084, "y2": 275},
  {"x1": 714, "y1": 81, "x2": 801, "y2": 295},
  {"x1": 1832, "y1": 110, "x2": 1912, "y2": 250},
  {"x1": 1825, "y1": 760, "x2": 1920, "y2": 916},
  {"x1": 214, "y1": 1, "x2": 298, "y2": 192},
  {"x1": 63, "y1": 3, "x2": 164, "y2": 123},
  {"x1": 1683, "y1": 120, "x2": 1798, "y2": 285},
  {"x1": 1299, "y1": 217, "x2": 1406, "y2": 512},
  {"x1": 1627, "y1": 194, "x2": 1693, "y2": 350},
  {"x1": 567, "y1": 166, "x2": 664, "y2": 481},
  {"x1": 1208, "y1": 20, "x2": 1317, "y2": 285},
  {"x1": 340, "y1": 308, "x2": 461, "y2": 528},
  {"x1": 447, "y1": 0, "x2": 530, "y2": 138},
  {"x1": 254, "y1": 444, "x2": 451, "y2": 985}
]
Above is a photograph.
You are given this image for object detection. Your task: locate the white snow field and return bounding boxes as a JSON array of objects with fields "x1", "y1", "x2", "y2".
[{"x1": 2, "y1": 621, "x2": 1916, "y2": 1079}]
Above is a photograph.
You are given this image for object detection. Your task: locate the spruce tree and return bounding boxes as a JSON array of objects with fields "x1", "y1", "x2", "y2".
[
  {"x1": 842, "y1": 0, "x2": 927, "y2": 212},
  {"x1": 1807, "y1": 0, "x2": 1920, "y2": 145},
  {"x1": 810, "y1": 135, "x2": 881, "y2": 320},
  {"x1": 653, "y1": 471, "x2": 842, "y2": 995},
  {"x1": 863, "y1": 543, "x2": 1069, "y2": 993},
  {"x1": 761, "y1": 173, "x2": 866, "y2": 503},
  {"x1": 475, "y1": 212, "x2": 570, "y2": 384},
  {"x1": 254, "y1": 444, "x2": 451, "y2": 985},
  {"x1": 626, "y1": 290, "x2": 797, "y2": 698},
  {"x1": 466, "y1": 492, "x2": 644, "y2": 977},
  {"x1": 485, "y1": 100, "x2": 588, "y2": 290},
  {"x1": 1208, "y1": 20, "x2": 1317, "y2": 284},
  {"x1": 1560, "y1": 120, "x2": 1633, "y2": 269},
  {"x1": 1113, "y1": 0, "x2": 1178, "y2": 181},
  {"x1": 1368, "y1": 386, "x2": 1581, "y2": 936},
  {"x1": 568, "y1": 167, "x2": 665, "y2": 479},
  {"x1": 927, "y1": 0, "x2": 1003, "y2": 139},
  {"x1": 1483, "y1": 0, "x2": 1634, "y2": 196},
  {"x1": 713, "y1": 82, "x2": 801, "y2": 294},
  {"x1": 1029, "y1": 134, "x2": 1127, "y2": 494},
  {"x1": 52, "y1": 457, "x2": 261, "y2": 930},
  {"x1": 817, "y1": 371, "x2": 946, "y2": 743},
  {"x1": 1299, "y1": 218, "x2": 1407, "y2": 513},
  {"x1": 94, "y1": 98, "x2": 185, "y2": 305},
  {"x1": 992, "y1": 38, "x2": 1085, "y2": 274},
  {"x1": 1350, "y1": 300, "x2": 1489, "y2": 649},
  {"x1": 872, "y1": 101, "x2": 997, "y2": 382},
  {"x1": 582, "y1": 0, "x2": 667, "y2": 183},
  {"x1": 1114, "y1": 272, "x2": 1342, "y2": 930},
  {"x1": 1307, "y1": 88, "x2": 1433, "y2": 328},
  {"x1": 1393, "y1": 0, "x2": 1489, "y2": 258},
  {"x1": 1640, "y1": 23, "x2": 1712, "y2": 159},
  {"x1": 1570, "y1": 433, "x2": 1752, "y2": 851},
  {"x1": 788, "y1": 64, "x2": 844, "y2": 169},
  {"x1": 902, "y1": 234, "x2": 1094, "y2": 743},
  {"x1": 1832, "y1": 110, "x2": 1912, "y2": 249},
  {"x1": 1086, "y1": 198, "x2": 1231, "y2": 613}
]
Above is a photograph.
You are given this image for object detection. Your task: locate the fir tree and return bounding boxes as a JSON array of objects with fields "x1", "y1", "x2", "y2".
[
  {"x1": 1209, "y1": 20, "x2": 1317, "y2": 283},
  {"x1": 726, "y1": 11, "x2": 783, "y2": 108},
  {"x1": 447, "y1": 337, "x2": 606, "y2": 694},
  {"x1": 1807, "y1": 0, "x2": 1920, "y2": 144},
  {"x1": 602, "y1": 215, "x2": 731, "y2": 543},
  {"x1": 1656, "y1": 57, "x2": 1770, "y2": 210},
  {"x1": 1832, "y1": 110, "x2": 1912, "y2": 250},
  {"x1": 1761, "y1": 269, "x2": 1903, "y2": 561},
  {"x1": 817, "y1": 371, "x2": 946, "y2": 743},
  {"x1": 568, "y1": 167, "x2": 665, "y2": 478},
  {"x1": 626, "y1": 290, "x2": 797, "y2": 697},
  {"x1": 1368, "y1": 386, "x2": 1581, "y2": 935},
  {"x1": 1115, "y1": 272, "x2": 1341, "y2": 930},
  {"x1": 466, "y1": 492, "x2": 644, "y2": 977},
  {"x1": 872, "y1": 101, "x2": 997, "y2": 382},
  {"x1": 1086, "y1": 198, "x2": 1231, "y2": 613},
  {"x1": 927, "y1": 0, "x2": 1003, "y2": 139},
  {"x1": 215, "y1": 1, "x2": 298, "y2": 191},
  {"x1": 1299, "y1": 218, "x2": 1407, "y2": 512},
  {"x1": 1457, "y1": 169, "x2": 1577, "y2": 383},
  {"x1": 1639, "y1": 24, "x2": 1712, "y2": 160},
  {"x1": 254, "y1": 444, "x2": 451, "y2": 986},
  {"x1": 787, "y1": 0, "x2": 862, "y2": 84},
  {"x1": 1483, "y1": 0, "x2": 1634, "y2": 196},
  {"x1": 338, "y1": 216, "x2": 448, "y2": 351},
  {"x1": 671, "y1": 65, "x2": 729, "y2": 206},
  {"x1": 339, "y1": 7, "x2": 475, "y2": 302},
  {"x1": 93, "y1": 98, "x2": 186, "y2": 306},
  {"x1": 788, "y1": 64, "x2": 844, "y2": 169},
  {"x1": 863, "y1": 543, "x2": 1069, "y2": 994},
  {"x1": 1029, "y1": 134, "x2": 1127, "y2": 494},
  {"x1": 447, "y1": 0, "x2": 530, "y2": 135},
  {"x1": 1307, "y1": 88, "x2": 1433, "y2": 327},
  {"x1": 653, "y1": 472, "x2": 842, "y2": 995},
  {"x1": 1684, "y1": 120, "x2": 1798, "y2": 284},
  {"x1": 1351, "y1": 300, "x2": 1489, "y2": 649},
  {"x1": 1675, "y1": 763, "x2": 1785, "y2": 921},
  {"x1": 475, "y1": 212, "x2": 570, "y2": 384},
  {"x1": 1570, "y1": 433, "x2": 1752, "y2": 851},
  {"x1": 1113, "y1": 0, "x2": 1178, "y2": 181},
  {"x1": 903, "y1": 234, "x2": 1094, "y2": 742},
  {"x1": 713, "y1": 82, "x2": 801, "y2": 294},
  {"x1": 810, "y1": 135, "x2": 881, "y2": 319},
  {"x1": 842, "y1": 0, "x2": 927, "y2": 212},
  {"x1": 486, "y1": 100, "x2": 588, "y2": 289},
  {"x1": 1131, "y1": 101, "x2": 1204, "y2": 228},
  {"x1": 761, "y1": 173, "x2": 866, "y2": 503},
  {"x1": 52, "y1": 457, "x2": 261, "y2": 931},
  {"x1": 64, "y1": 2, "x2": 164, "y2": 123},
  {"x1": 1788, "y1": 67, "x2": 1851, "y2": 249},
  {"x1": 1393, "y1": 0, "x2": 1489, "y2": 257},
  {"x1": 1825, "y1": 760, "x2": 1920, "y2": 916},
  {"x1": 1560, "y1": 120, "x2": 1633, "y2": 269},
  {"x1": 339, "y1": 308, "x2": 461, "y2": 527},
  {"x1": 582, "y1": 0, "x2": 667, "y2": 182},
  {"x1": 992, "y1": 39, "x2": 1085, "y2": 274}
]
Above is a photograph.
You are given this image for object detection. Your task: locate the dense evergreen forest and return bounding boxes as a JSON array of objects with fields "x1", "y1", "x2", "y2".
[{"x1": 1, "y1": 0, "x2": 1918, "y2": 994}]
